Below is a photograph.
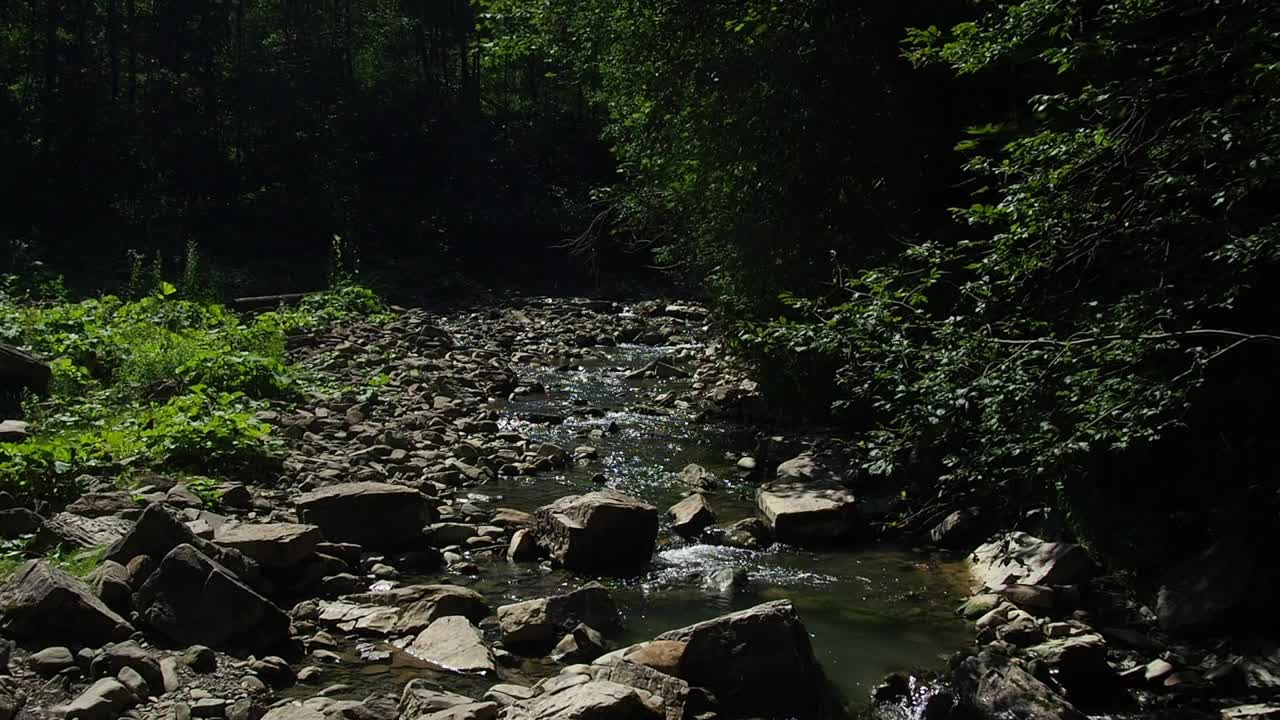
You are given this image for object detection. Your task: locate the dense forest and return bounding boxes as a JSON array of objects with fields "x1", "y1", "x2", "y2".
[{"x1": 3, "y1": 0, "x2": 1280, "y2": 632}]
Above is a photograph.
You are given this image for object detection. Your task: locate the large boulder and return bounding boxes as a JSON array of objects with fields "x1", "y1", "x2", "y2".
[
  {"x1": 52, "y1": 677, "x2": 137, "y2": 720},
  {"x1": 654, "y1": 600, "x2": 838, "y2": 719},
  {"x1": 295, "y1": 482, "x2": 435, "y2": 549},
  {"x1": 133, "y1": 544, "x2": 290, "y2": 651},
  {"x1": 756, "y1": 483, "x2": 859, "y2": 543},
  {"x1": 0, "y1": 561, "x2": 134, "y2": 644},
  {"x1": 101, "y1": 504, "x2": 259, "y2": 584},
  {"x1": 504, "y1": 680, "x2": 658, "y2": 720},
  {"x1": 535, "y1": 491, "x2": 657, "y2": 571},
  {"x1": 498, "y1": 582, "x2": 620, "y2": 648},
  {"x1": 1156, "y1": 535, "x2": 1253, "y2": 631},
  {"x1": 214, "y1": 523, "x2": 322, "y2": 568},
  {"x1": 0, "y1": 343, "x2": 50, "y2": 396},
  {"x1": 970, "y1": 532, "x2": 1095, "y2": 591},
  {"x1": 953, "y1": 648, "x2": 1084, "y2": 720},
  {"x1": 316, "y1": 584, "x2": 489, "y2": 635},
  {"x1": 668, "y1": 495, "x2": 715, "y2": 539},
  {"x1": 407, "y1": 616, "x2": 495, "y2": 675},
  {"x1": 33, "y1": 513, "x2": 133, "y2": 551}
]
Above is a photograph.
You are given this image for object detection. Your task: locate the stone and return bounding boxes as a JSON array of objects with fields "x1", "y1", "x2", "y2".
[
  {"x1": 1223, "y1": 705, "x2": 1280, "y2": 720},
  {"x1": 701, "y1": 567, "x2": 747, "y2": 594},
  {"x1": 654, "y1": 600, "x2": 838, "y2": 719},
  {"x1": 717, "y1": 518, "x2": 772, "y2": 550},
  {"x1": 399, "y1": 680, "x2": 479, "y2": 718},
  {"x1": 775, "y1": 453, "x2": 821, "y2": 481},
  {"x1": 91, "y1": 640, "x2": 165, "y2": 695},
  {"x1": 970, "y1": 532, "x2": 1095, "y2": 590},
  {"x1": 676, "y1": 464, "x2": 718, "y2": 491},
  {"x1": 959, "y1": 594, "x2": 1003, "y2": 619},
  {"x1": 1156, "y1": 535, "x2": 1253, "y2": 631},
  {"x1": 66, "y1": 491, "x2": 138, "y2": 518},
  {"x1": 165, "y1": 484, "x2": 204, "y2": 509},
  {"x1": 133, "y1": 544, "x2": 290, "y2": 651},
  {"x1": 953, "y1": 649, "x2": 1084, "y2": 720},
  {"x1": 667, "y1": 495, "x2": 715, "y2": 538},
  {"x1": 34, "y1": 513, "x2": 133, "y2": 551},
  {"x1": 181, "y1": 645, "x2": 217, "y2": 673},
  {"x1": 508, "y1": 680, "x2": 657, "y2": 720},
  {"x1": 159, "y1": 657, "x2": 180, "y2": 693},
  {"x1": 101, "y1": 504, "x2": 259, "y2": 586},
  {"x1": 407, "y1": 616, "x2": 495, "y2": 675},
  {"x1": 0, "y1": 508, "x2": 43, "y2": 538},
  {"x1": 483, "y1": 684, "x2": 537, "y2": 706},
  {"x1": 498, "y1": 582, "x2": 621, "y2": 647},
  {"x1": 316, "y1": 584, "x2": 489, "y2": 635},
  {"x1": 929, "y1": 508, "x2": 985, "y2": 550},
  {"x1": 261, "y1": 704, "x2": 326, "y2": 720},
  {"x1": 0, "y1": 561, "x2": 134, "y2": 644},
  {"x1": 251, "y1": 655, "x2": 295, "y2": 685},
  {"x1": 217, "y1": 483, "x2": 253, "y2": 509},
  {"x1": 429, "y1": 523, "x2": 479, "y2": 546},
  {"x1": 534, "y1": 490, "x2": 658, "y2": 571},
  {"x1": 116, "y1": 665, "x2": 148, "y2": 698},
  {"x1": 996, "y1": 583, "x2": 1058, "y2": 611},
  {"x1": 623, "y1": 642, "x2": 686, "y2": 676},
  {"x1": 29, "y1": 646, "x2": 76, "y2": 675},
  {"x1": 85, "y1": 560, "x2": 132, "y2": 615},
  {"x1": 295, "y1": 482, "x2": 435, "y2": 549},
  {"x1": 1026, "y1": 634, "x2": 1118, "y2": 704},
  {"x1": 507, "y1": 529, "x2": 539, "y2": 562},
  {"x1": 756, "y1": 482, "x2": 859, "y2": 543},
  {"x1": 491, "y1": 509, "x2": 535, "y2": 529},
  {"x1": 214, "y1": 523, "x2": 322, "y2": 568},
  {"x1": 56, "y1": 678, "x2": 138, "y2": 720},
  {"x1": 551, "y1": 624, "x2": 607, "y2": 664},
  {"x1": 0, "y1": 420, "x2": 29, "y2": 443},
  {"x1": 736, "y1": 457, "x2": 757, "y2": 472},
  {"x1": 422, "y1": 702, "x2": 499, "y2": 720}
]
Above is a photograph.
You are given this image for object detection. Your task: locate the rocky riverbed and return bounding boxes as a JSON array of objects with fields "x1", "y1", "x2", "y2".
[{"x1": 0, "y1": 296, "x2": 1271, "y2": 720}]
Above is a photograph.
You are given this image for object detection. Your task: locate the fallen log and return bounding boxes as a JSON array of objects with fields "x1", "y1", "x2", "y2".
[{"x1": 232, "y1": 292, "x2": 322, "y2": 310}]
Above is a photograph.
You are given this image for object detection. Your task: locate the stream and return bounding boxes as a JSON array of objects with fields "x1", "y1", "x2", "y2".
[{"x1": 287, "y1": 343, "x2": 971, "y2": 712}]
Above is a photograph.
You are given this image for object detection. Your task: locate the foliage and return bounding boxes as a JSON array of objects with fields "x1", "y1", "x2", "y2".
[{"x1": 739, "y1": 0, "x2": 1280, "y2": 567}]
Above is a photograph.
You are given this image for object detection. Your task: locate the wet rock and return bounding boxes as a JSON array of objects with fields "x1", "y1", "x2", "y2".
[
  {"x1": 952, "y1": 648, "x2": 1083, "y2": 720},
  {"x1": 701, "y1": 567, "x2": 747, "y2": 594},
  {"x1": 775, "y1": 453, "x2": 821, "y2": 481},
  {"x1": 34, "y1": 513, "x2": 133, "y2": 551},
  {"x1": 872, "y1": 673, "x2": 910, "y2": 703},
  {"x1": 491, "y1": 509, "x2": 535, "y2": 529},
  {"x1": 318, "y1": 584, "x2": 489, "y2": 636},
  {"x1": 534, "y1": 490, "x2": 658, "y2": 571},
  {"x1": 507, "y1": 529, "x2": 539, "y2": 562},
  {"x1": 676, "y1": 464, "x2": 718, "y2": 491},
  {"x1": 654, "y1": 600, "x2": 838, "y2": 719},
  {"x1": 0, "y1": 561, "x2": 134, "y2": 644},
  {"x1": 970, "y1": 532, "x2": 1094, "y2": 590},
  {"x1": 959, "y1": 594, "x2": 1003, "y2": 619},
  {"x1": 590, "y1": 659, "x2": 689, "y2": 720},
  {"x1": 1156, "y1": 535, "x2": 1253, "y2": 631},
  {"x1": 1025, "y1": 634, "x2": 1118, "y2": 705},
  {"x1": 295, "y1": 482, "x2": 435, "y2": 549},
  {"x1": 756, "y1": 482, "x2": 859, "y2": 543},
  {"x1": 133, "y1": 544, "x2": 290, "y2": 652},
  {"x1": 408, "y1": 616, "x2": 495, "y2": 675},
  {"x1": 102, "y1": 504, "x2": 259, "y2": 586},
  {"x1": 551, "y1": 624, "x2": 607, "y2": 664},
  {"x1": 622, "y1": 641, "x2": 686, "y2": 676},
  {"x1": 668, "y1": 495, "x2": 715, "y2": 539},
  {"x1": 716, "y1": 517, "x2": 772, "y2": 550},
  {"x1": 214, "y1": 523, "x2": 321, "y2": 568},
  {"x1": 498, "y1": 582, "x2": 621, "y2": 648},
  {"x1": 995, "y1": 583, "x2": 1058, "y2": 612},
  {"x1": 29, "y1": 646, "x2": 76, "y2": 675}
]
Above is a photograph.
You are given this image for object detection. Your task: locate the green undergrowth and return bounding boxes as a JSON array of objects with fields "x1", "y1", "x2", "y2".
[{"x1": 0, "y1": 277, "x2": 392, "y2": 506}]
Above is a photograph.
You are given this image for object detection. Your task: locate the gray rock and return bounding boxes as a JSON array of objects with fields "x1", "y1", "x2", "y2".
[
  {"x1": 506, "y1": 529, "x2": 539, "y2": 562},
  {"x1": 399, "y1": 680, "x2": 478, "y2": 718},
  {"x1": 505, "y1": 680, "x2": 657, "y2": 720},
  {"x1": 181, "y1": 645, "x2": 217, "y2": 673},
  {"x1": 483, "y1": 684, "x2": 537, "y2": 706},
  {"x1": 551, "y1": 624, "x2": 606, "y2": 664},
  {"x1": 775, "y1": 453, "x2": 821, "y2": 481},
  {"x1": 497, "y1": 582, "x2": 620, "y2": 648},
  {"x1": 66, "y1": 492, "x2": 138, "y2": 518},
  {"x1": 54, "y1": 678, "x2": 138, "y2": 720},
  {"x1": 654, "y1": 600, "x2": 837, "y2": 719},
  {"x1": 91, "y1": 640, "x2": 165, "y2": 695},
  {"x1": 756, "y1": 482, "x2": 859, "y2": 543},
  {"x1": 590, "y1": 659, "x2": 688, "y2": 720},
  {"x1": 260, "y1": 704, "x2": 326, "y2": 720},
  {"x1": 0, "y1": 508, "x2": 43, "y2": 538},
  {"x1": 101, "y1": 504, "x2": 259, "y2": 587},
  {"x1": 929, "y1": 508, "x2": 985, "y2": 549},
  {"x1": 676, "y1": 464, "x2": 718, "y2": 491},
  {"x1": 29, "y1": 646, "x2": 76, "y2": 675},
  {"x1": 0, "y1": 561, "x2": 134, "y2": 644},
  {"x1": 970, "y1": 532, "x2": 1095, "y2": 590},
  {"x1": 316, "y1": 584, "x2": 489, "y2": 635},
  {"x1": 295, "y1": 482, "x2": 435, "y2": 549},
  {"x1": 33, "y1": 513, "x2": 133, "y2": 551},
  {"x1": 701, "y1": 567, "x2": 747, "y2": 594},
  {"x1": 717, "y1": 518, "x2": 772, "y2": 550},
  {"x1": 133, "y1": 544, "x2": 290, "y2": 651},
  {"x1": 214, "y1": 523, "x2": 322, "y2": 568},
  {"x1": 953, "y1": 649, "x2": 1083, "y2": 720},
  {"x1": 407, "y1": 616, "x2": 495, "y2": 675},
  {"x1": 85, "y1": 560, "x2": 132, "y2": 615},
  {"x1": 668, "y1": 495, "x2": 715, "y2": 538},
  {"x1": 1223, "y1": 705, "x2": 1280, "y2": 720},
  {"x1": 116, "y1": 665, "x2": 148, "y2": 699},
  {"x1": 1156, "y1": 535, "x2": 1252, "y2": 631},
  {"x1": 164, "y1": 484, "x2": 204, "y2": 509},
  {"x1": 421, "y1": 702, "x2": 499, "y2": 720},
  {"x1": 534, "y1": 491, "x2": 658, "y2": 571}
]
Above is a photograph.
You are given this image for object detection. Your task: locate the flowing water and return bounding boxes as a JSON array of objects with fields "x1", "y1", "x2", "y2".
[{"x1": 290, "y1": 345, "x2": 972, "y2": 712}]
